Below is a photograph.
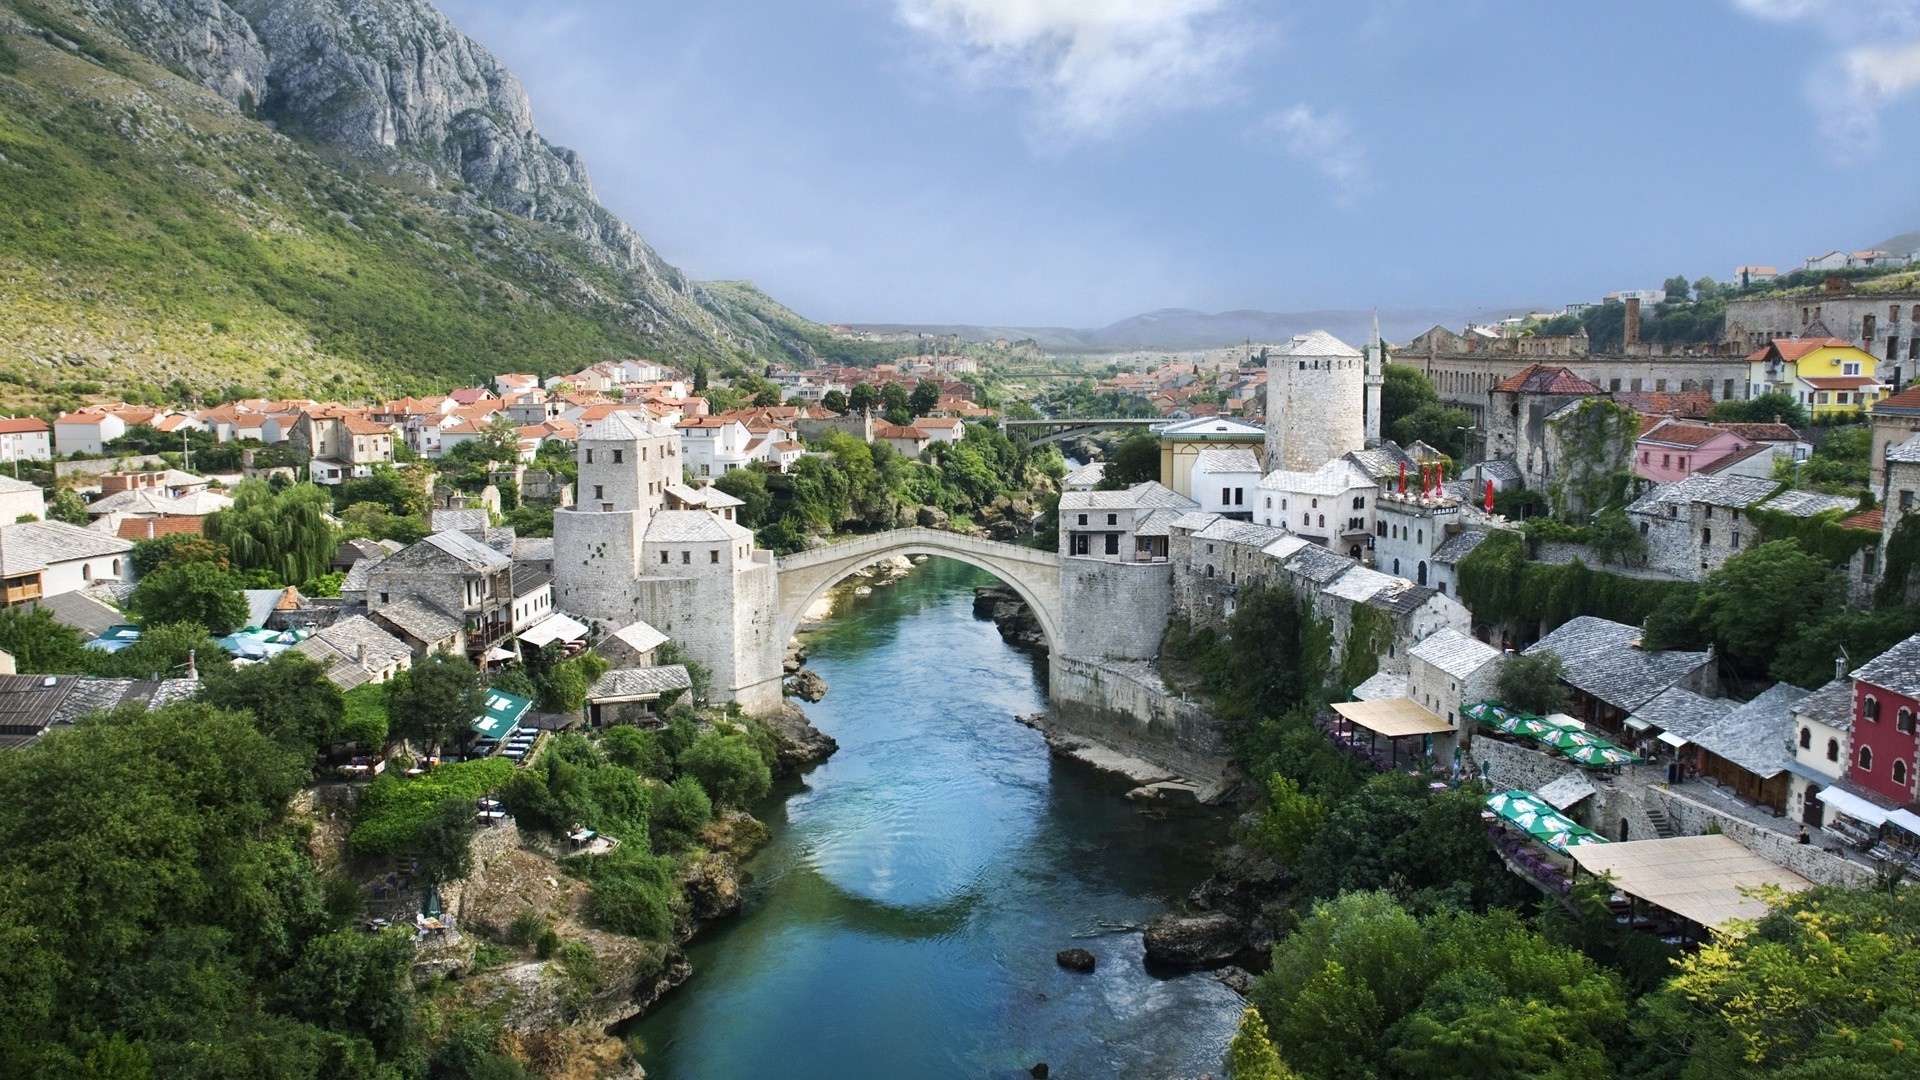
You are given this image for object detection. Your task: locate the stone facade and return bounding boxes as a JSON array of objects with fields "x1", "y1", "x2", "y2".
[
  {"x1": 1263, "y1": 331, "x2": 1366, "y2": 472},
  {"x1": 1728, "y1": 290, "x2": 1920, "y2": 386},
  {"x1": 1057, "y1": 558, "x2": 1175, "y2": 661},
  {"x1": 1047, "y1": 657, "x2": 1231, "y2": 782}
]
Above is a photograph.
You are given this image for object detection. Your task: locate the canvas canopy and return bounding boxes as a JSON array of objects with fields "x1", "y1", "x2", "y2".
[
  {"x1": 518, "y1": 612, "x2": 589, "y2": 650},
  {"x1": 1817, "y1": 786, "x2": 1892, "y2": 826},
  {"x1": 471, "y1": 689, "x2": 533, "y2": 743},
  {"x1": 1332, "y1": 699, "x2": 1453, "y2": 739},
  {"x1": 1569, "y1": 834, "x2": 1811, "y2": 930}
]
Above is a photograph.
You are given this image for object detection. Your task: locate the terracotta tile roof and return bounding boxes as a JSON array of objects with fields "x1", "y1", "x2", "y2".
[
  {"x1": 1717, "y1": 422, "x2": 1800, "y2": 442},
  {"x1": 1614, "y1": 390, "x2": 1714, "y2": 419},
  {"x1": 1874, "y1": 384, "x2": 1920, "y2": 412},
  {"x1": 1749, "y1": 338, "x2": 1853, "y2": 363},
  {"x1": 1841, "y1": 508, "x2": 1884, "y2": 531},
  {"x1": 116, "y1": 516, "x2": 204, "y2": 540},
  {"x1": 1493, "y1": 364, "x2": 1603, "y2": 395},
  {"x1": 1694, "y1": 442, "x2": 1772, "y2": 475},
  {"x1": 875, "y1": 425, "x2": 929, "y2": 439},
  {"x1": 1640, "y1": 421, "x2": 1738, "y2": 448},
  {"x1": 0, "y1": 417, "x2": 48, "y2": 434},
  {"x1": 1801, "y1": 376, "x2": 1879, "y2": 390},
  {"x1": 343, "y1": 417, "x2": 393, "y2": 436}
]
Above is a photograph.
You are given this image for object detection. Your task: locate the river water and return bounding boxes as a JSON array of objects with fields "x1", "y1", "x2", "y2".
[{"x1": 632, "y1": 557, "x2": 1241, "y2": 1079}]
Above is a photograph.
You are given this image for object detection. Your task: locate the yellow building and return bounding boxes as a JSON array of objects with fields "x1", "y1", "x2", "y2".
[
  {"x1": 1746, "y1": 338, "x2": 1886, "y2": 419},
  {"x1": 1155, "y1": 417, "x2": 1266, "y2": 499}
]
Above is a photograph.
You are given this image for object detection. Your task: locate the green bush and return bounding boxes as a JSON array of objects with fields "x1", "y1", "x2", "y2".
[
  {"x1": 568, "y1": 844, "x2": 680, "y2": 941},
  {"x1": 678, "y1": 727, "x2": 772, "y2": 808},
  {"x1": 349, "y1": 757, "x2": 514, "y2": 854},
  {"x1": 340, "y1": 683, "x2": 390, "y2": 747},
  {"x1": 600, "y1": 725, "x2": 672, "y2": 780},
  {"x1": 649, "y1": 775, "x2": 713, "y2": 851}
]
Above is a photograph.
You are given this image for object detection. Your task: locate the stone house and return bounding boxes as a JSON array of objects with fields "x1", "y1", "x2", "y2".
[
  {"x1": 1691, "y1": 682, "x2": 1811, "y2": 814},
  {"x1": 585, "y1": 666, "x2": 693, "y2": 727},
  {"x1": 1254, "y1": 457, "x2": 1374, "y2": 558},
  {"x1": 1059, "y1": 482, "x2": 1197, "y2": 561},
  {"x1": 1522, "y1": 616, "x2": 1716, "y2": 736},
  {"x1": 1785, "y1": 675, "x2": 1857, "y2": 829},
  {"x1": 365, "y1": 530, "x2": 515, "y2": 661},
  {"x1": 1407, "y1": 626, "x2": 1503, "y2": 743},
  {"x1": 291, "y1": 615, "x2": 414, "y2": 690},
  {"x1": 1870, "y1": 384, "x2": 1920, "y2": 489},
  {"x1": 595, "y1": 619, "x2": 668, "y2": 668},
  {"x1": 1626, "y1": 474, "x2": 1779, "y2": 579},
  {"x1": 1189, "y1": 448, "x2": 1261, "y2": 520},
  {"x1": 0, "y1": 520, "x2": 132, "y2": 607}
]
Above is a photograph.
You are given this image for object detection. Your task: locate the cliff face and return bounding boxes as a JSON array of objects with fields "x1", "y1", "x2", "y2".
[{"x1": 78, "y1": 0, "x2": 687, "y2": 284}]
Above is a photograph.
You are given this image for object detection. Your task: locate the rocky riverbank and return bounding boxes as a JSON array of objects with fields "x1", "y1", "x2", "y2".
[
  {"x1": 388, "y1": 705, "x2": 839, "y2": 1078},
  {"x1": 972, "y1": 584, "x2": 1048, "y2": 654},
  {"x1": 1140, "y1": 838, "x2": 1291, "y2": 996}
]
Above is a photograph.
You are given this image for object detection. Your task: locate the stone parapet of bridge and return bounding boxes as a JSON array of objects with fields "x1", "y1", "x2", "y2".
[{"x1": 774, "y1": 527, "x2": 1062, "y2": 648}]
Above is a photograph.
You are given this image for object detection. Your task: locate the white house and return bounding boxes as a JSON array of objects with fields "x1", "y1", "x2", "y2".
[
  {"x1": 0, "y1": 418, "x2": 52, "y2": 463},
  {"x1": 0, "y1": 520, "x2": 132, "y2": 605},
  {"x1": 1784, "y1": 676, "x2": 1857, "y2": 828},
  {"x1": 0, "y1": 476, "x2": 46, "y2": 522},
  {"x1": 914, "y1": 416, "x2": 967, "y2": 444},
  {"x1": 678, "y1": 417, "x2": 755, "y2": 477},
  {"x1": 1255, "y1": 458, "x2": 1375, "y2": 559},
  {"x1": 1190, "y1": 448, "x2": 1261, "y2": 520}
]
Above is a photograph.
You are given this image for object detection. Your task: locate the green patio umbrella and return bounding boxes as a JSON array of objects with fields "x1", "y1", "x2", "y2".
[{"x1": 1566, "y1": 743, "x2": 1642, "y2": 767}]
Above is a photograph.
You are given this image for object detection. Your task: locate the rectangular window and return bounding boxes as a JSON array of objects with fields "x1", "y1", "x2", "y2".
[
  {"x1": 661, "y1": 551, "x2": 670, "y2": 564},
  {"x1": 1104, "y1": 533, "x2": 1119, "y2": 555},
  {"x1": 1077, "y1": 514, "x2": 1088, "y2": 526},
  {"x1": 681, "y1": 550, "x2": 691, "y2": 564},
  {"x1": 585, "y1": 449, "x2": 593, "y2": 464},
  {"x1": 613, "y1": 449, "x2": 624, "y2": 464},
  {"x1": 1107, "y1": 514, "x2": 1117, "y2": 526},
  {"x1": 710, "y1": 550, "x2": 720, "y2": 564},
  {"x1": 1703, "y1": 527, "x2": 1712, "y2": 546},
  {"x1": 594, "y1": 485, "x2": 604, "y2": 500},
  {"x1": 1222, "y1": 487, "x2": 1230, "y2": 505}
]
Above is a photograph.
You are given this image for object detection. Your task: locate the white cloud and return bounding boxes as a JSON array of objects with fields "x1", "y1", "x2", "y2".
[
  {"x1": 893, "y1": 0, "x2": 1256, "y2": 137},
  {"x1": 1263, "y1": 104, "x2": 1371, "y2": 198},
  {"x1": 1729, "y1": 0, "x2": 1920, "y2": 149}
]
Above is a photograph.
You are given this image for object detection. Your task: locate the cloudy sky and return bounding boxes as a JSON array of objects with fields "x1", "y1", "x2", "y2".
[{"x1": 433, "y1": 0, "x2": 1920, "y2": 327}]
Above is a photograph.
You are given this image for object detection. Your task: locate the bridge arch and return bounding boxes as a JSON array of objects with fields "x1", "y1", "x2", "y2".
[{"x1": 773, "y1": 527, "x2": 1061, "y2": 649}]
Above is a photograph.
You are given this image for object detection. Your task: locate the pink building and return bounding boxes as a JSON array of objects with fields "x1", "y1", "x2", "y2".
[{"x1": 1634, "y1": 419, "x2": 1753, "y2": 483}]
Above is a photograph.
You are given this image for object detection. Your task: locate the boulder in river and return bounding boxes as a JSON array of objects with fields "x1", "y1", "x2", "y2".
[
  {"x1": 1055, "y1": 947, "x2": 1096, "y2": 973},
  {"x1": 786, "y1": 669, "x2": 828, "y2": 703},
  {"x1": 1142, "y1": 911, "x2": 1247, "y2": 968}
]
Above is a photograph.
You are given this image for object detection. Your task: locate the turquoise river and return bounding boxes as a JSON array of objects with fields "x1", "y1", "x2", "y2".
[{"x1": 632, "y1": 557, "x2": 1242, "y2": 1078}]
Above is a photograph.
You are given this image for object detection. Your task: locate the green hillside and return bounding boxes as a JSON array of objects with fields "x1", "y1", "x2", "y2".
[{"x1": 0, "y1": 1, "x2": 832, "y2": 414}]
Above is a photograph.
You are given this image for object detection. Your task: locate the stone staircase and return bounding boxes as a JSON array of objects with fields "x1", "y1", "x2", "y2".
[{"x1": 1644, "y1": 806, "x2": 1679, "y2": 839}]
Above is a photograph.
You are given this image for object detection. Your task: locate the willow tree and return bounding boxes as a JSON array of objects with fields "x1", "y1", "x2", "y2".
[{"x1": 207, "y1": 480, "x2": 338, "y2": 586}]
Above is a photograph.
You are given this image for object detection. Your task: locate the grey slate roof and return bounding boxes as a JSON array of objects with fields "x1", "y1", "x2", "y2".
[
  {"x1": 605, "y1": 619, "x2": 668, "y2": 655},
  {"x1": 512, "y1": 570, "x2": 553, "y2": 598},
  {"x1": 0, "y1": 675, "x2": 197, "y2": 751},
  {"x1": 1851, "y1": 633, "x2": 1920, "y2": 699},
  {"x1": 1628, "y1": 685, "x2": 1734, "y2": 742},
  {"x1": 589, "y1": 665, "x2": 693, "y2": 700},
  {"x1": 1793, "y1": 677, "x2": 1856, "y2": 733},
  {"x1": 1063, "y1": 462, "x2": 1106, "y2": 487},
  {"x1": 1284, "y1": 544, "x2": 1355, "y2": 584},
  {"x1": 1692, "y1": 682, "x2": 1811, "y2": 779},
  {"x1": 644, "y1": 510, "x2": 753, "y2": 544},
  {"x1": 1273, "y1": 329, "x2": 1362, "y2": 358},
  {"x1": 421, "y1": 529, "x2": 512, "y2": 571},
  {"x1": 513, "y1": 536, "x2": 555, "y2": 563},
  {"x1": 1409, "y1": 627, "x2": 1501, "y2": 678},
  {"x1": 373, "y1": 596, "x2": 461, "y2": 644},
  {"x1": 1756, "y1": 490, "x2": 1857, "y2": 518},
  {"x1": 1193, "y1": 518, "x2": 1285, "y2": 547},
  {"x1": 1194, "y1": 448, "x2": 1261, "y2": 473},
  {"x1": 1433, "y1": 528, "x2": 1492, "y2": 564},
  {"x1": 1474, "y1": 459, "x2": 1525, "y2": 484},
  {"x1": 1627, "y1": 474, "x2": 1779, "y2": 515},
  {"x1": 1132, "y1": 509, "x2": 1185, "y2": 538},
  {"x1": 1351, "y1": 670, "x2": 1408, "y2": 701},
  {"x1": 430, "y1": 508, "x2": 490, "y2": 536},
  {"x1": 1367, "y1": 581, "x2": 1441, "y2": 616},
  {"x1": 292, "y1": 616, "x2": 412, "y2": 688},
  {"x1": 1168, "y1": 511, "x2": 1222, "y2": 531},
  {"x1": 1323, "y1": 565, "x2": 1400, "y2": 604},
  {"x1": 32, "y1": 591, "x2": 122, "y2": 639},
  {"x1": 1059, "y1": 481, "x2": 1198, "y2": 513},
  {"x1": 1524, "y1": 616, "x2": 1712, "y2": 713},
  {"x1": 340, "y1": 555, "x2": 384, "y2": 595},
  {"x1": 585, "y1": 409, "x2": 677, "y2": 442},
  {"x1": 0, "y1": 519, "x2": 131, "y2": 574},
  {"x1": 1345, "y1": 443, "x2": 1418, "y2": 480},
  {"x1": 1887, "y1": 433, "x2": 1920, "y2": 464},
  {"x1": 1537, "y1": 772, "x2": 1598, "y2": 810}
]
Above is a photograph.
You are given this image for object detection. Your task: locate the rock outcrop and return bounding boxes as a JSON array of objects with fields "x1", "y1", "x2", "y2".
[
  {"x1": 762, "y1": 701, "x2": 838, "y2": 774},
  {"x1": 785, "y1": 668, "x2": 828, "y2": 703},
  {"x1": 973, "y1": 584, "x2": 1047, "y2": 654},
  {"x1": 1141, "y1": 911, "x2": 1246, "y2": 968}
]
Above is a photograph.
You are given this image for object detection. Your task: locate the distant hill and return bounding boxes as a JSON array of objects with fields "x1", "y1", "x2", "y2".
[
  {"x1": 850, "y1": 305, "x2": 1531, "y2": 353},
  {"x1": 1873, "y1": 231, "x2": 1920, "y2": 257}
]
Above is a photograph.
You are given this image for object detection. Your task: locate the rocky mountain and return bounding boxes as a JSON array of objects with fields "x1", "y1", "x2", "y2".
[{"x1": 0, "y1": 0, "x2": 835, "y2": 410}]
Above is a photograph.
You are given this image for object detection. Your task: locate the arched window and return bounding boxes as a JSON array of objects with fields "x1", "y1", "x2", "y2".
[
  {"x1": 1860, "y1": 745, "x2": 1874, "y2": 771},
  {"x1": 1799, "y1": 727, "x2": 1812, "y2": 750},
  {"x1": 1896, "y1": 760, "x2": 1910, "y2": 786},
  {"x1": 1865, "y1": 695, "x2": 1881, "y2": 720},
  {"x1": 1828, "y1": 738, "x2": 1840, "y2": 762},
  {"x1": 1317, "y1": 514, "x2": 1325, "y2": 527},
  {"x1": 1417, "y1": 561, "x2": 1428, "y2": 586},
  {"x1": 1901, "y1": 708, "x2": 1915, "y2": 733},
  {"x1": 81, "y1": 564, "x2": 91, "y2": 582}
]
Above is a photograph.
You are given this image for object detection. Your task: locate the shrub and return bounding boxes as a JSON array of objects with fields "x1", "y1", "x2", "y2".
[
  {"x1": 340, "y1": 683, "x2": 390, "y2": 747},
  {"x1": 570, "y1": 844, "x2": 680, "y2": 940},
  {"x1": 600, "y1": 725, "x2": 671, "y2": 780},
  {"x1": 349, "y1": 757, "x2": 514, "y2": 854},
  {"x1": 650, "y1": 776, "x2": 713, "y2": 852},
  {"x1": 678, "y1": 728, "x2": 772, "y2": 808}
]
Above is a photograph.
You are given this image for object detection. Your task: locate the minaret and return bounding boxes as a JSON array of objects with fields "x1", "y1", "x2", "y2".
[{"x1": 1364, "y1": 311, "x2": 1386, "y2": 448}]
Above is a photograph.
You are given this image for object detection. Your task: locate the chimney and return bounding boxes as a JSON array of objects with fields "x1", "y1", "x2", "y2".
[
  {"x1": 357, "y1": 643, "x2": 369, "y2": 667},
  {"x1": 1624, "y1": 297, "x2": 1641, "y2": 347},
  {"x1": 1836, "y1": 655, "x2": 1848, "y2": 680}
]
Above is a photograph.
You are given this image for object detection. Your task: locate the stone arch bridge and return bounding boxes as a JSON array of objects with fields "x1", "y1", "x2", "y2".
[{"x1": 774, "y1": 528, "x2": 1060, "y2": 647}]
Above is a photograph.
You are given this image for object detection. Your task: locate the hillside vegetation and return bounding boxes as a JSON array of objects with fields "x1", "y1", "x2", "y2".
[{"x1": 0, "y1": 0, "x2": 839, "y2": 413}]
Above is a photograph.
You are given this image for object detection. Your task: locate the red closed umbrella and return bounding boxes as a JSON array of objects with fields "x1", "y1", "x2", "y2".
[{"x1": 1485, "y1": 479, "x2": 1495, "y2": 511}]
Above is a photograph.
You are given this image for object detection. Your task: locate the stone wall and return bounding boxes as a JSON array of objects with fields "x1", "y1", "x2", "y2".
[
  {"x1": 1048, "y1": 656, "x2": 1229, "y2": 781},
  {"x1": 552, "y1": 507, "x2": 641, "y2": 624},
  {"x1": 1647, "y1": 785, "x2": 1872, "y2": 887},
  {"x1": 1057, "y1": 558, "x2": 1174, "y2": 661}
]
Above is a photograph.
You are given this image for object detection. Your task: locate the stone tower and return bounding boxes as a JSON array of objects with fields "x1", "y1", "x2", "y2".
[
  {"x1": 552, "y1": 411, "x2": 681, "y2": 624},
  {"x1": 1264, "y1": 330, "x2": 1366, "y2": 472},
  {"x1": 1365, "y1": 313, "x2": 1386, "y2": 448}
]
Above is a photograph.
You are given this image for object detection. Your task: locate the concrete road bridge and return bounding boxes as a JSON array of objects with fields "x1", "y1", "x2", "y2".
[
  {"x1": 998, "y1": 417, "x2": 1163, "y2": 447},
  {"x1": 774, "y1": 528, "x2": 1060, "y2": 646}
]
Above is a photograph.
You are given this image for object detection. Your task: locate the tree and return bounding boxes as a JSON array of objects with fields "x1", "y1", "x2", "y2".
[
  {"x1": 129, "y1": 560, "x2": 250, "y2": 635},
  {"x1": 46, "y1": 488, "x2": 89, "y2": 526},
  {"x1": 1227, "y1": 1007, "x2": 1295, "y2": 1080},
  {"x1": 1381, "y1": 364, "x2": 1439, "y2": 434},
  {"x1": 1663, "y1": 274, "x2": 1692, "y2": 301},
  {"x1": 386, "y1": 653, "x2": 486, "y2": 753},
  {"x1": 130, "y1": 533, "x2": 229, "y2": 577},
  {"x1": 0, "y1": 605, "x2": 90, "y2": 673},
  {"x1": 412, "y1": 797, "x2": 478, "y2": 886},
  {"x1": 1251, "y1": 773, "x2": 1328, "y2": 866},
  {"x1": 1390, "y1": 402, "x2": 1475, "y2": 458},
  {"x1": 821, "y1": 389, "x2": 848, "y2": 413},
  {"x1": 880, "y1": 382, "x2": 911, "y2": 425},
  {"x1": 712, "y1": 465, "x2": 774, "y2": 528},
  {"x1": 908, "y1": 379, "x2": 940, "y2": 417},
  {"x1": 848, "y1": 382, "x2": 878, "y2": 415},
  {"x1": 1099, "y1": 429, "x2": 1162, "y2": 488},
  {"x1": 678, "y1": 727, "x2": 772, "y2": 808},
  {"x1": 1587, "y1": 507, "x2": 1647, "y2": 566},
  {"x1": 1710, "y1": 389, "x2": 1809, "y2": 428},
  {"x1": 95, "y1": 621, "x2": 232, "y2": 680},
  {"x1": 274, "y1": 928, "x2": 415, "y2": 1055},
  {"x1": 1495, "y1": 652, "x2": 1569, "y2": 715},
  {"x1": 333, "y1": 464, "x2": 427, "y2": 518},
  {"x1": 207, "y1": 480, "x2": 338, "y2": 586},
  {"x1": 1694, "y1": 540, "x2": 1836, "y2": 671},
  {"x1": 199, "y1": 652, "x2": 344, "y2": 756}
]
